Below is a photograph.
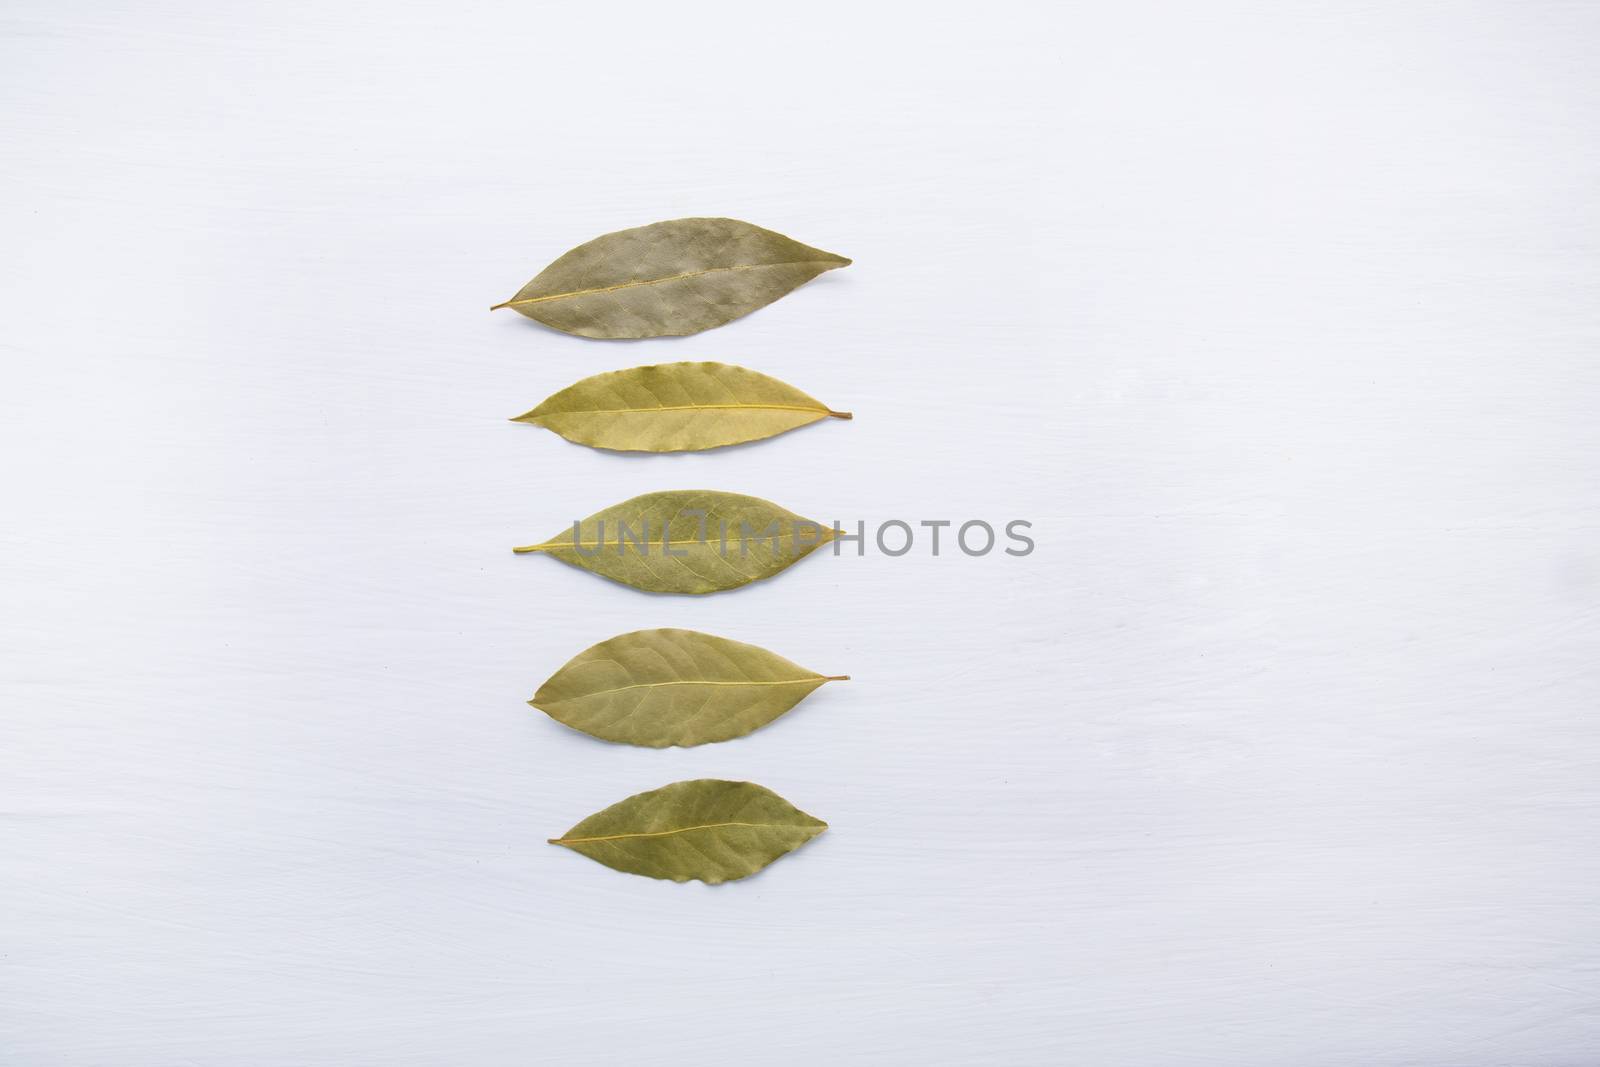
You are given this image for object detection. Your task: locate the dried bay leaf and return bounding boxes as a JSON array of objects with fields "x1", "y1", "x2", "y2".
[
  {"x1": 532, "y1": 628, "x2": 848, "y2": 747},
  {"x1": 513, "y1": 490, "x2": 833, "y2": 595},
  {"x1": 549, "y1": 779, "x2": 827, "y2": 883},
  {"x1": 512, "y1": 361, "x2": 852, "y2": 453},
  {"x1": 491, "y1": 218, "x2": 850, "y2": 339}
]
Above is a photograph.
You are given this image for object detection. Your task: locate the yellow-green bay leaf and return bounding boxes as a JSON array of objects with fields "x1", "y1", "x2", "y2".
[
  {"x1": 532, "y1": 628, "x2": 848, "y2": 747},
  {"x1": 549, "y1": 779, "x2": 827, "y2": 883},
  {"x1": 512, "y1": 361, "x2": 851, "y2": 453},
  {"x1": 513, "y1": 490, "x2": 834, "y2": 595},
  {"x1": 491, "y1": 217, "x2": 850, "y2": 339}
]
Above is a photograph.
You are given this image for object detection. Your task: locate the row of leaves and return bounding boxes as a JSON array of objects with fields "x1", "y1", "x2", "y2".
[
  {"x1": 510, "y1": 219, "x2": 849, "y2": 884},
  {"x1": 540, "y1": 628, "x2": 838, "y2": 883}
]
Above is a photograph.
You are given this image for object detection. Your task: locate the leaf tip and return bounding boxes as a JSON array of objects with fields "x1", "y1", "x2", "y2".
[{"x1": 490, "y1": 301, "x2": 512, "y2": 311}]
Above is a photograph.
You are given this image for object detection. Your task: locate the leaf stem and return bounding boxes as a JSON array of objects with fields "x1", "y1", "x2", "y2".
[
  {"x1": 826, "y1": 410, "x2": 853, "y2": 420},
  {"x1": 823, "y1": 675, "x2": 851, "y2": 681}
]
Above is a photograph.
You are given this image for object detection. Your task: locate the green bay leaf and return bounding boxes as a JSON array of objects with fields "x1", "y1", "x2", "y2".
[
  {"x1": 491, "y1": 217, "x2": 850, "y2": 339},
  {"x1": 513, "y1": 490, "x2": 833, "y2": 595},
  {"x1": 532, "y1": 628, "x2": 848, "y2": 747},
  {"x1": 512, "y1": 361, "x2": 851, "y2": 453},
  {"x1": 549, "y1": 779, "x2": 827, "y2": 883}
]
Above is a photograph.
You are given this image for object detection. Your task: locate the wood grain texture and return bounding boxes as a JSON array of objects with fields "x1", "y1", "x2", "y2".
[{"x1": 4, "y1": 1, "x2": 1599, "y2": 1064}]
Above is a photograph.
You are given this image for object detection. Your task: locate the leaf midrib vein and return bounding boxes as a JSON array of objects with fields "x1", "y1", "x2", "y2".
[
  {"x1": 530, "y1": 402, "x2": 828, "y2": 417},
  {"x1": 515, "y1": 533, "x2": 831, "y2": 553},
  {"x1": 549, "y1": 820, "x2": 810, "y2": 845},
  {"x1": 495, "y1": 261, "x2": 837, "y2": 309},
  {"x1": 541, "y1": 677, "x2": 833, "y2": 702}
]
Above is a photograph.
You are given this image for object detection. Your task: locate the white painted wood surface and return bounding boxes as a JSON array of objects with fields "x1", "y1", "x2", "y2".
[{"x1": 4, "y1": 2, "x2": 1597, "y2": 1063}]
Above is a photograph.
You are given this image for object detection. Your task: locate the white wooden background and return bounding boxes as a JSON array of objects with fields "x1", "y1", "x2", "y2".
[{"x1": 4, "y1": 2, "x2": 1598, "y2": 1063}]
